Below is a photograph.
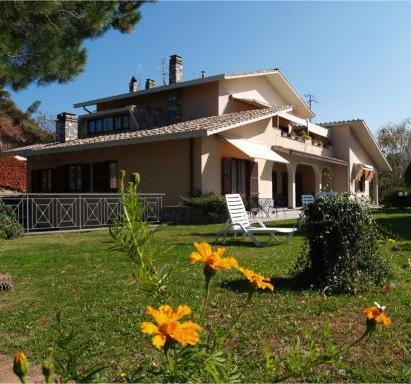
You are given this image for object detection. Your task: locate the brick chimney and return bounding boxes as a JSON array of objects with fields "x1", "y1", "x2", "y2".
[
  {"x1": 129, "y1": 76, "x2": 138, "y2": 92},
  {"x1": 56, "y1": 112, "x2": 78, "y2": 142},
  {"x1": 169, "y1": 55, "x2": 183, "y2": 84},
  {"x1": 145, "y1": 79, "x2": 156, "y2": 89}
]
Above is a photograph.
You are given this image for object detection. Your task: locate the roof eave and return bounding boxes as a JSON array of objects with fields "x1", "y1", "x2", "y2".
[
  {"x1": 321, "y1": 119, "x2": 391, "y2": 172},
  {"x1": 4, "y1": 106, "x2": 292, "y2": 158},
  {"x1": 6, "y1": 129, "x2": 209, "y2": 158},
  {"x1": 275, "y1": 71, "x2": 315, "y2": 119}
]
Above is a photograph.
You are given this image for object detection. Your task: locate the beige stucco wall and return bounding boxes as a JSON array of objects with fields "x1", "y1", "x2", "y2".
[
  {"x1": 181, "y1": 82, "x2": 219, "y2": 120},
  {"x1": 218, "y1": 77, "x2": 288, "y2": 115},
  {"x1": 96, "y1": 82, "x2": 219, "y2": 120},
  {"x1": 27, "y1": 139, "x2": 193, "y2": 205},
  {"x1": 199, "y1": 117, "x2": 350, "y2": 200},
  {"x1": 329, "y1": 125, "x2": 350, "y2": 161},
  {"x1": 348, "y1": 128, "x2": 375, "y2": 197},
  {"x1": 200, "y1": 135, "x2": 247, "y2": 194},
  {"x1": 78, "y1": 82, "x2": 219, "y2": 139}
]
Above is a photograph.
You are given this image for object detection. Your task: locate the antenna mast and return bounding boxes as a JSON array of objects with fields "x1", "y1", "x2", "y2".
[
  {"x1": 161, "y1": 58, "x2": 167, "y2": 85},
  {"x1": 304, "y1": 93, "x2": 318, "y2": 121}
]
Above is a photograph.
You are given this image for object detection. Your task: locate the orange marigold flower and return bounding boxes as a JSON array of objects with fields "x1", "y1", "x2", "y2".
[
  {"x1": 13, "y1": 352, "x2": 28, "y2": 383},
  {"x1": 363, "y1": 302, "x2": 392, "y2": 328},
  {"x1": 190, "y1": 242, "x2": 238, "y2": 271},
  {"x1": 237, "y1": 266, "x2": 274, "y2": 291},
  {"x1": 140, "y1": 304, "x2": 201, "y2": 349}
]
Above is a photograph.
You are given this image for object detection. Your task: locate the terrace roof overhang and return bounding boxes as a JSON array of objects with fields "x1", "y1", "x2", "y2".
[{"x1": 274, "y1": 146, "x2": 349, "y2": 166}]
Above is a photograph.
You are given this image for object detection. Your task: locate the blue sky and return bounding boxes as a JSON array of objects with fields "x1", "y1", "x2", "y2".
[{"x1": 9, "y1": 1, "x2": 411, "y2": 133}]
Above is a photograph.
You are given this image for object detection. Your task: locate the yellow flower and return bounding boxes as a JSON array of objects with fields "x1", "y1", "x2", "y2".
[
  {"x1": 13, "y1": 352, "x2": 28, "y2": 383},
  {"x1": 363, "y1": 302, "x2": 392, "y2": 328},
  {"x1": 190, "y1": 242, "x2": 238, "y2": 271},
  {"x1": 388, "y1": 238, "x2": 396, "y2": 244},
  {"x1": 237, "y1": 267, "x2": 274, "y2": 291},
  {"x1": 140, "y1": 304, "x2": 201, "y2": 349}
]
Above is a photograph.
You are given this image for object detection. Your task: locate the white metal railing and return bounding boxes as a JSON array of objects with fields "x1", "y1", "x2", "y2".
[{"x1": 0, "y1": 193, "x2": 165, "y2": 233}]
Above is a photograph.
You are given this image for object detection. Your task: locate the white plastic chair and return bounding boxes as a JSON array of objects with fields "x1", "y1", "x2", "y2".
[{"x1": 215, "y1": 194, "x2": 297, "y2": 247}]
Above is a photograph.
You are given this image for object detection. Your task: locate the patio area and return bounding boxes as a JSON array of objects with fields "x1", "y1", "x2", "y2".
[{"x1": 249, "y1": 207, "x2": 302, "y2": 223}]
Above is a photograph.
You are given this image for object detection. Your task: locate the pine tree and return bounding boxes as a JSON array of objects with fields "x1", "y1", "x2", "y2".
[{"x1": 0, "y1": 1, "x2": 143, "y2": 90}]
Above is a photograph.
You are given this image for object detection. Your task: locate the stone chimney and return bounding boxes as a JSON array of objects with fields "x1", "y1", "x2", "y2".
[
  {"x1": 145, "y1": 79, "x2": 156, "y2": 89},
  {"x1": 56, "y1": 112, "x2": 78, "y2": 142},
  {"x1": 169, "y1": 55, "x2": 183, "y2": 84},
  {"x1": 129, "y1": 76, "x2": 138, "y2": 92}
]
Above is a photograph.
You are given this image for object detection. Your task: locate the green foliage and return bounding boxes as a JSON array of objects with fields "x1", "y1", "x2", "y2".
[
  {"x1": 404, "y1": 162, "x2": 411, "y2": 187},
  {"x1": 377, "y1": 119, "x2": 411, "y2": 198},
  {"x1": 0, "y1": 89, "x2": 53, "y2": 144},
  {"x1": 46, "y1": 312, "x2": 106, "y2": 383},
  {"x1": 264, "y1": 325, "x2": 339, "y2": 382},
  {"x1": 0, "y1": 1, "x2": 142, "y2": 90},
  {"x1": 381, "y1": 187, "x2": 411, "y2": 208},
  {"x1": 145, "y1": 345, "x2": 241, "y2": 383},
  {"x1": 0, "y1": 202, "x2": 23, "y2": 239},
  {"x1": 110, "y1": 170, "x2": 172, "y2": 295},
  {"x1": 180, "y1": 193, "x2": 227, "y2": 220},
  {"x1": 291, "y1": 194, "x2": 390, "y2": 293}
]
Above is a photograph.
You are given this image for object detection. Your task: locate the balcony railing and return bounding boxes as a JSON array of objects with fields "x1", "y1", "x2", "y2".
[
  {"x1": 275, "y1": 129, "x2": 334, "y2": 157},
  {"x1": 0, "y1": 193, "x2": 165, "y2": 233}
]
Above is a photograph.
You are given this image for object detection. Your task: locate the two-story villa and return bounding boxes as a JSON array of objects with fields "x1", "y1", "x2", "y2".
[{"x1": 5, "y1": 55, "x2": 390, "y2": 207}]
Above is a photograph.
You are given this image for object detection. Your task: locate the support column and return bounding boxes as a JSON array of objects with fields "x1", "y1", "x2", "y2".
[
  {"x1": 287, "y1": 163, "x2": 296, "y2": 208},
  {"x1": 314, "y1": 165, "x2": 322, "y2": 195},
  {"x1": 373, "y1": 171, "x2": 379, "y2": 205}
]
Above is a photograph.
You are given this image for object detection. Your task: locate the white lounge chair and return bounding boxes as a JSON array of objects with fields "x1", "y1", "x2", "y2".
[{"x1": 215, "y1": 194, "x2": 297, "y2": 247}]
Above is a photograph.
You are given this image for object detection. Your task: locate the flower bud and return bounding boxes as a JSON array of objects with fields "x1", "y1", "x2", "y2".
[
  {"x1": 41, "y1": 359, "x2": 55, "y2": 384},
  {"x1": 13, "y1": 352, "x2": 28, "y2": 383},
  {"x1": 132, "y1": 172, "x2": 141, "y2": 185}
]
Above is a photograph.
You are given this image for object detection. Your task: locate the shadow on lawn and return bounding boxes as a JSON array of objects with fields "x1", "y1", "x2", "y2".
[
  {"x1": 221, "y1": 276, "x2": 303, "y2": 293},
  {"x1": 375, "y1": 214, "x2": 411, "y2": 241},
  {"x1": 392, "y1": 242, "x2": 411, "y2": 252},
  {"x1": 172, "y1": 236, "x2": 295, "y2": 248}
]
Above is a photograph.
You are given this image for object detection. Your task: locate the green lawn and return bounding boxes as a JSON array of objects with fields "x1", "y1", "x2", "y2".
[{"x1": 0, "y1": 209, "x2": 410, "y2": 382}]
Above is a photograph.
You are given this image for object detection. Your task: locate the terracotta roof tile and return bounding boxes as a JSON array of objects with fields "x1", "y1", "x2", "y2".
[
  {"x1": 318, "y1": 119, "x2": 364, "y2": 126},
  {"x1": 3, "y1": 106, "x2": 291, "y2": 157},
  {"x1": 225, "y1": 68, "x2": 279, "y2": 78}
]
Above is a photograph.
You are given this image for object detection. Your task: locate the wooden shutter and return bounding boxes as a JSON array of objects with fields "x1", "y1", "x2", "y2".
[
  {"x1": 31, "y1": 170, "x2": 41, "y2": 192},
  {"x1": 360, "y1": 175, "x2": 366, "y2": 193},
  {"x1": 81, "y1": 164, "x2": 91, "y2": 192},
  {"x1": 93, "y1": 162, "x2": 111, "y2": 192},
  {"x1": 54, "y1": 166, "x2": 66, "y2": 192},
  {"x1": 101, "y1": 162, "x2": 110, "y2": 192},
  {"x1": 248, "y1": 161, "x2": 258, "y2": 199},
  {"x1": 93, "y1": 162, "x2": 104, "y2": 192},
  {"x1": 221, "y1": 158, "x2": 232, "y2": 195},
  {"x1": 51, "y1": 168, "x2": 58, "y2": 192}
]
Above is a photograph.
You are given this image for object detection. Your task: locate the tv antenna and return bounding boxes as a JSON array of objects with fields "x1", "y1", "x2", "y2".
[
  {"x1": 304, "y1": 93, "x2": 318, "y2": 122},
  {"x1": 161, "y1": 57, "x2": 167, "y2": 85},
  {"x1": 304, "y1": 93, "x2": 318, "y2": 110}
]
